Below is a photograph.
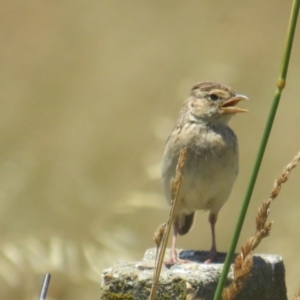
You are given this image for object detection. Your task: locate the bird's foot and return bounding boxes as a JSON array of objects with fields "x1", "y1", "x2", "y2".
[
  {"x1": 164, "y1": 249, "x2": 189, "y2": 266},
  {"x1": 204, "y1": 249, "x2": 218, "y2": 264},
  {"x1": 164, "y1": 257, "x2": 189, "y2": 266}
]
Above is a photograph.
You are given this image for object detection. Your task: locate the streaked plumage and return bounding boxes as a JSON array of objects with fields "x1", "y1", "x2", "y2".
[{"x1": 162, "y1": 81, "x2": 248, "y2": 263}]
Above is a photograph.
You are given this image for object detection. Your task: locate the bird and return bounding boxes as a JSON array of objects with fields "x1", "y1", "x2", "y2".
[{"x1": 161, "y1": 81, "x2": 248, "y2": 263}]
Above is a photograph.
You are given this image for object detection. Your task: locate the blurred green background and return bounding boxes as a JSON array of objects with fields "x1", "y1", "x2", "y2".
[{"x1": 1, "y1": 1, "x2": 300, "y2": 299}]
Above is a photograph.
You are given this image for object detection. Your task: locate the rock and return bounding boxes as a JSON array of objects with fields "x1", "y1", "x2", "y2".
[{"x1": 100, "y1": 248, "x2": 287, "y2": 300}]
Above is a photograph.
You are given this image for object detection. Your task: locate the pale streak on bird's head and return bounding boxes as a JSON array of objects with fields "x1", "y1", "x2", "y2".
[{"x1": 184, "y1": 81, "x2": 248, "y2": 124}]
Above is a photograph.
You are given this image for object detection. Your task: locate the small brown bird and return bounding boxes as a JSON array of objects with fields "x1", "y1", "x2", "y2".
[{"x1": 162, "y1": 81, "x2": 248, "y2": 263}]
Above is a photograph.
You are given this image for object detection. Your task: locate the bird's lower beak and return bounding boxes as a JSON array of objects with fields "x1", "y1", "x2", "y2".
[{"x1": 220, "y1": 94, "x2": 248, "y2": 114}]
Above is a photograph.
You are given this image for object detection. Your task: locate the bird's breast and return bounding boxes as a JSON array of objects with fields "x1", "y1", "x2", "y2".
[{"x1": 162, "y1": 122, "x2": 238, "y2": 215}]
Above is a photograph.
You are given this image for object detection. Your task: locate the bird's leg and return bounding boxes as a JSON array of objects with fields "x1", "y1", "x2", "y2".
[
  {"x1": 205, "y1": 212, "x2": 218, "y2": 263},
  {"x1": 170, "y1": 221, "x2": 179, "y2": 263},
  {"x1": 164, "y1": 220, "x2": 190, "y2": 265},
  {"x1": 164, "y1": 221, "x2": 179, "y2": 265},
  {"x1": 209, "y1": 212, "x2": 217, "y2": 255}
]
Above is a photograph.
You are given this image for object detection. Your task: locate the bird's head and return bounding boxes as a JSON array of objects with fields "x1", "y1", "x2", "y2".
[{"x1": 187, "y1": 81, "x2": 248, "y2": 124}]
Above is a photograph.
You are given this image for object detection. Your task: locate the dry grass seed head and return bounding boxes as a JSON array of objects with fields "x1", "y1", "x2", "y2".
[
  {"x1": 171, "y1": 148, "x2": 187, "y2": 201},
  {"x1": 153, "y1": 223, "x2": 167, "y2": 248},
  {"x1": 223, "y1": 151, "x2": 300, "y2": 300}
]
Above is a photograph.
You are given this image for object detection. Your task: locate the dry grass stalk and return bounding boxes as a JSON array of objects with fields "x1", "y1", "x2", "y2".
[
  {"x1": 223, "y1": 151, "x2": 300, "y2": 300},
  {"x1": 149, "y1": 148, "x2": 187, "y2": 300},
  {"x1": 152, "y1": 223, "x2": 166, "y2": 282}
]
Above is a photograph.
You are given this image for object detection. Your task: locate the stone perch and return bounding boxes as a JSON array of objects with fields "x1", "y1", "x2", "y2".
[{"x1": 100, "y1": 248, "x2": 287, "y2": 300}]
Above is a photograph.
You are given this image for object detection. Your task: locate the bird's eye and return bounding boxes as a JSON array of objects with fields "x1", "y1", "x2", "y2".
[{"x1": 209, "y1": 94, "x2": 219, "y2": 101}]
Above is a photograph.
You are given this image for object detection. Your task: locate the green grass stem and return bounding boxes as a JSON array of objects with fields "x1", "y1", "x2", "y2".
[{"x1": 213, "y1": 1, "x2": 300, "y2": 299}]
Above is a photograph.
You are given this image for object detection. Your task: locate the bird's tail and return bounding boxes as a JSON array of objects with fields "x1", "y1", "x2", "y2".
[{"x1": 178, "y1": 212, "x2": 195, "y2": 235}]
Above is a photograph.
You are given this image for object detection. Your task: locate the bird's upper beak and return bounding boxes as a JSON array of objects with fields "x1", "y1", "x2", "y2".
[{"x1": 220, "y1": 94, "x2": 248, "y2": 114}]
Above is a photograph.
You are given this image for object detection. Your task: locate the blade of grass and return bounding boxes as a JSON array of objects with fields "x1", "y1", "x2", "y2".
[{"x1": 213, "y1": 1, "x2": 300, "y2": 299}]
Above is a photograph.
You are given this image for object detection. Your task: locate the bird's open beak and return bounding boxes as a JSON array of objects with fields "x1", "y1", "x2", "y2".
[{"x1": 220, "y1": 94, "x2": 248, "y2": 114}]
